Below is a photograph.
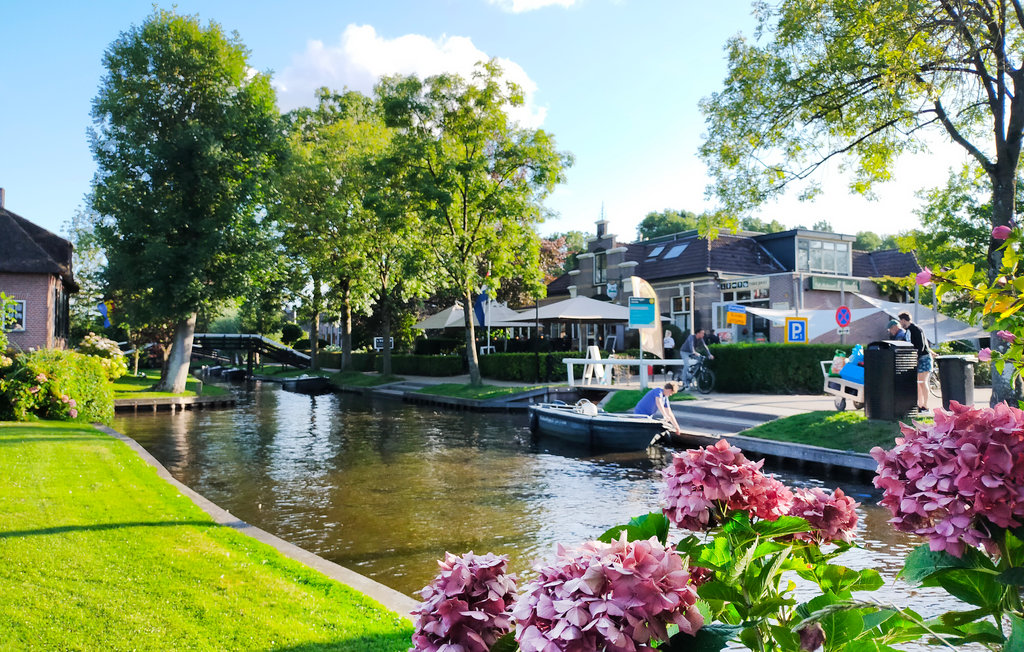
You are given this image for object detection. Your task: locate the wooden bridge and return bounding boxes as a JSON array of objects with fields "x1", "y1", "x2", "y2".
[{"x1": 192, "y1": 333, "x2": 311, "y2": 374}]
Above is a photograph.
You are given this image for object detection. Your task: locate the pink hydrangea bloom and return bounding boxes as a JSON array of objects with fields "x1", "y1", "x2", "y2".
[
  {"x1": 68, "y1": 399, "x2": 77, "y2": 408},
  {"x1": 512, "y1": 533, "x2": 702, "y2": 652},
  {"x1": 35, "y1": 373, "x2": 47, "y2": 383},
  {"x1": 915, "y1": 268, "x2": 932, "y2": 285},
  {"x1": 411, "y1": 551, "x2": 518, "y2": 652},
  {"x1": 69, "y1": 408, "x2": 78, "y2": 419},
  {"x1": 788, "y1": 487, "x2": 860, "y2": 544},
  {"x1": 28, "y1": 386, "x2": 39, "y2": 395},
  {"x1": 996, "y1": 331, "x2": 1017, "y2": 343},
  {"x1": 872, "y1": 402, "x2": 1024, "y2": 557},
  {"x1": 978, "y1": 348, "x2": 992, "y2": 362},
  {"x1": 993, "y1": 225, "x2": 1013, "y2": 240},
  {"x1": 661, "y1": 439, "x2": 792, "y2": 531}
]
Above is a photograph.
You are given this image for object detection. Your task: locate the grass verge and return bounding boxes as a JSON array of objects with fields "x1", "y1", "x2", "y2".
[
  {"x1": 112, "y1": 370, "x2": 229, "y2": 399},
  {"x1": 603, "y1": 389, "x2": 698, "y2": 414},
  {"x1": 330, "y1": 371, "x2": 404, "y2": 387},
  {"x1": 0, "y1": 422, "x2": 413, "y2": 650},
  {"x1": 415, "y1": 383, "x2": 546, "y2": 400},
  {"x1": 739, "y1": 410, "x2": 912, "y2": 453}
]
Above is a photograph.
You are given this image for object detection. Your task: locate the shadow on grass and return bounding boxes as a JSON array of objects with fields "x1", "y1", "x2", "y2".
[
  {"x1": 0, "y1": 520, "x2": 219, "y2": 538},
  {"x1": 0, "y1": 436, "x2": 109, "y2": 445}
]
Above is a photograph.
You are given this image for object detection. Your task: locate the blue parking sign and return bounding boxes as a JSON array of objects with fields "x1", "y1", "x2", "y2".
[{"x1": 786, "y1": 317, "x2": 808, "y2": 343}]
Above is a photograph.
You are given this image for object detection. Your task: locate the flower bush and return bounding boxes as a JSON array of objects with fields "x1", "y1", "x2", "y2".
[
  {"x1": 411, "y1": 552, "x2": 518, "y2": 652},
  {"x1": 76, "y1": 332, "x2": 128, "y2": 380},
  {"x1": 512, "y1": 533, "x2": 702, "y2": 652},
  {"x1": 0, "y1": 349, "x2": 114, "y2": 424}
]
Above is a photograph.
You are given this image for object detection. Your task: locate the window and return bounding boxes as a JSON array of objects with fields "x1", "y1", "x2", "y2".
[
  {"x1": 54, "y1": 285, "x2": 69, "y2": 340},
  {"x1": 594, "y1": 249, "x2": 607, "y2": 284},
  {"x1": 4, "y1": 300, "x2": 26, "y2": 332},
  {"x1": 797, "y1": 238, "x2": 850, "y2": 275},
  {"x1": 648, "y1": 245, "x2": 665, "y2": 258},
  {"x1": 664, "y1": 243, "x2": 689, "y2": 259}
]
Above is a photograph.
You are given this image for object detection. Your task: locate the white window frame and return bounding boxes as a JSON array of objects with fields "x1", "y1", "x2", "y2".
[{"x1": 5, "y1": 300, "x2": 26, "y2": 332}]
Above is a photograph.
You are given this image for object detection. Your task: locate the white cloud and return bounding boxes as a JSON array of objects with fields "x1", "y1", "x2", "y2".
[
  {"x1": 275, "y1": 24, "x2": 546, "y2": 127},
  {"x1": 488, "y1": 0, "x2": 580, "y2": 12}
]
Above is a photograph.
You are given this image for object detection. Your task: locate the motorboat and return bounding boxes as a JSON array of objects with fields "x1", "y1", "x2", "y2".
[{"x1": 528, "y1": 400, "x2": 669, "y2": 451}]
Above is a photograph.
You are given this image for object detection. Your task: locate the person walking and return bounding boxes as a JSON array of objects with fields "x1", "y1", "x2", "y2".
[
  {"x1": 633, "y1": 381, "x2": 682, "y2": 434},
  {"x1": 898, "y1": 311, "x2": 932, "y2": 413},
  {"x1": 680, "y1": 328, "x2": 714, "y2": 385}
]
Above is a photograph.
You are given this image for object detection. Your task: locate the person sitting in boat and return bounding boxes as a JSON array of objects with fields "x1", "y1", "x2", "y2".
[{"x1": 633, "y1": 381, "x2": 682, "y2": 434}]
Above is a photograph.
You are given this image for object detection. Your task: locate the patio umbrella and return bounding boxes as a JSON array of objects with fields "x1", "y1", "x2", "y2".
[
  {"x1": 503, "y1": 295, "x2": 630, "y2": 323},
  {"x1": 413, "y1": 301, "x2": 527, "y2": 329}
]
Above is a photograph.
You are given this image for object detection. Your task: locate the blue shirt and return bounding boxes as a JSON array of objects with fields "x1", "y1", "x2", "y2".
[{"x1": 634, "y1": 388, "x2": 667, "y2": 417}]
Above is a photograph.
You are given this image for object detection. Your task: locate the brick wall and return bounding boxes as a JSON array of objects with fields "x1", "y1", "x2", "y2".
[{"x1": 0, "y1": 272, "x2": 60, "y2": 350}]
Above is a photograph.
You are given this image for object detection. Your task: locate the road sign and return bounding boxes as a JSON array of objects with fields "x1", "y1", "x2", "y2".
[
  {"x1": 837, "y1": 327, "x2": 850, "y2": 335},
  {"x1": 726, "y1": 304, "x2": 747, "y2": 326},
  {"x1": 786, "y1": 317, "x2": 808, "y2": 343},
  {"x1": 628, "y1": 296, "x2": 656, "y2": 329},
  {"x1": 835, "y1": 305, "x2": 852, "y2": 328}
]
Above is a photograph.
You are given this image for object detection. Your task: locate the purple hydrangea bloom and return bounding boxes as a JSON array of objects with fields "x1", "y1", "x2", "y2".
[
  {"x1": 788, "y1": 487, "x2": 859, "y2": 544},
  {"x1": 411, "y1": 551, "x2": 517, "y2": 652}
]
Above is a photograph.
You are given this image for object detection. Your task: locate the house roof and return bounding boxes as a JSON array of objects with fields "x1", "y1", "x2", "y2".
[
  {"x1": 851, "y1": 248, "x2": 921, "y2": 278},
  {"x1": 0, "y1": 207, "x2": 77, "y2": 289}
]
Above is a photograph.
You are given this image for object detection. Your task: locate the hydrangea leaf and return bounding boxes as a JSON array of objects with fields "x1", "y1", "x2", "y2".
[
  {"x1": 750, "y1": 515, "x2": 811, "y2": 538},
  {"x1": 899, "y1": 544, "x2": 972, "y2": 585},
  {"x1": 940, "y1": 607, "x2": 994, "y2": 628},
  {"x1": 995, "y1": 566, "x2": 1024, "y2": 587},
  {"x1": 597, "y1": 512, "x2": 670, "y2": 544},
  {"x1": 1006, "y1": 614, "x2": 1024, "y2": 652},
  {"x1": 489, "y1": 632, "x2": 518, "y2": 652},
  {"x1": 660, "y1": 624, "x2": 742, "y2": 651},
  {"x1": 934, "y1": 568, "x2": 1004, "y2": 609}
]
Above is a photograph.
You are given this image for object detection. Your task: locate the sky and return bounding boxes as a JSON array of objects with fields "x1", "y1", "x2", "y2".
[{"x1": 1, "y1": 0, "x2": 972, "y2": 244}]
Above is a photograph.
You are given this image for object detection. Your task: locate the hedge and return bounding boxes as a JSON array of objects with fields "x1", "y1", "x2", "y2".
[
  {"x1": 707, "y1": 343, "x2": 853, "y2": 394},
  {"x1": 0, "y1": 349, "x2": 115, "y2": 424},
  {"x1": 376, "y1": 354, "x2": 466, "y2": 376},
  {"x1": 478, "y1": 352, "x2": 590, "y2": 383}
]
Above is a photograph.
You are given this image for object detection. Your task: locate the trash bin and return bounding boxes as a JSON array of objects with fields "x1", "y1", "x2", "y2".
[
  {"x1": 936, "y1": 355, "x2": 977, "y2": 410},
  {"x1": 864, "y1": 340, "x2": 917, "y2": 420}
]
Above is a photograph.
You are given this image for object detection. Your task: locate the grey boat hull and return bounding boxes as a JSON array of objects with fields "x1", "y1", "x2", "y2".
[{"x1": 528, "y1": 403, "x2": 667, "y2": 451}]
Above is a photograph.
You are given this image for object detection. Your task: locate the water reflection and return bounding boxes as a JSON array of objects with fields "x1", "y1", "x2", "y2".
[{"x1": 114, "y1": 382, "x2": 968, "y2": 630}]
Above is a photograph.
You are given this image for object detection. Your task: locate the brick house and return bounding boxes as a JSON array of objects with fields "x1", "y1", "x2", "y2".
[{"x1": 0, "y1": 189, "x2": 77, "y2": 350}]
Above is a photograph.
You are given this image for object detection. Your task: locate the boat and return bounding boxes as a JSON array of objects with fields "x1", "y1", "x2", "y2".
[
  {"x1": 528, "y1": 401, "x2": 669, "y2": 451},
  {"x1": 281, "y1": 375, "x2": 333, "y2": 394}
]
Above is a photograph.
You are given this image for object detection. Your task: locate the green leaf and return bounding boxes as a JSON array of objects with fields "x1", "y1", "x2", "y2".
[
  {"x1": 697, "y1": 536, "x2": 732, "y2": 570},
  {"x1": 899, "y1": 544, "x2": 971, "y2": 585},
  {"x1": 751, "y1": 515, "x2": 811, "y2": 538},
  {"x1": 807, "y1": 565, "x2": 884, "y2": 594},
  {"x1": 954, "y1": 263, "x2": 975, "y2": 284},
  {"x1": 934, "y1": 568, "x2": 1004, "y2": 609},
  {"x1": 659, "y1": 624, "x2": 742, "y2": 651},
  {"x1": 697, "y1": 580, "x2": 745, "y2": 603},
  {"x1": 939, "y1": 608, "x2": 993, "y2": 627},
  {"x1": 995, "y1": 566, "x2": 1024, "y2": 587},
  {"x1": 721, "y1": 541, "x2": 756, "y2": 587},
  {"x1": 1006, "y1": 614, "x2": 1024, "y2": 652},
  {"x1": 489, "y1": 632, "x2": 518, "y2": 652},
  {"x1": 597, "y1": 512, "x2": 670, "y2": 544}
]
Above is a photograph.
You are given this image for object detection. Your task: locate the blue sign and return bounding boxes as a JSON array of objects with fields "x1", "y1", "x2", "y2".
[
  {"x1": 786, "y1": 317, "x2": 808, "y2": 343},
  {"x1": 629, "y1": 297, "x2": 656, "y2": 329}
]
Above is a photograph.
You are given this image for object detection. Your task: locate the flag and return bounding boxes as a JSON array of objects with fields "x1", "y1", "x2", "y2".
[
  {"x1": 630, "y1": 276, "x2": 664, "y2": 358},
  {"x1": 473, "y1": 291, "x2": 489, "y2": 328},
  {"x1": 97, "y1": 301, "x2": 111, "y2": 328}
]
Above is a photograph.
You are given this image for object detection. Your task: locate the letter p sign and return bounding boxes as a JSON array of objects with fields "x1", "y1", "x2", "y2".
[{"x1": 786, "y1": 317, "x2": 808, "y2": 343}]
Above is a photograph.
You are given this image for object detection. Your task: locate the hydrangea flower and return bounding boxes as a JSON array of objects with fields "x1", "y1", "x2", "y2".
[
  {"x1": 512, "y1": 533, "x2": 702, "y2": 651},
  {"x1": 411, "y1": 551, "x2": 517, "y2": 652},
  {"x1": 996, "y1": 330, "x2": 1017, "y2": 343},
  {"x1": 872, "y1": 402, "x2": 1024, "y2": 557},
  {"x1": 993, "y1": 225, "x2": 1013, "y2": 240},
  {"x1": 661, "y1": 439, "x2": 792, "y2": 531},
  {"x1": 35, "y1": 373, "x2": 47, "y2": 383},
  {"x1": 788, "y1": 487, "x2": 859, "y2": 544},
  {"x1": 978, "y1": 348, "x2": 993, "y2": 362},
  {"x1": 69, "y1": 408, "x2": 78, "y2": 419}
]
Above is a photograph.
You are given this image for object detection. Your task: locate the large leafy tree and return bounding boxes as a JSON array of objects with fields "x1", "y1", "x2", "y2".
[
  {"x1": 91, "y1": 9, "x2": 280, "y2": 392},
  {"x1": 378, "y1": 61, "x2": 572, "y2": 385},
  {"x1": 62, "y1": 200, "x2": 107, "y2": 341},
  {"x1": 701, "y1": 0, "x2": 1024, "y2": 401},
  {"x1": 636, "y1": 209, "x2": 701, "y2": 240}
]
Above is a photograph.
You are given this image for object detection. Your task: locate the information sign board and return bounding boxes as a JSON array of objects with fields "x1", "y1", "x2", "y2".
[{"x1": 628, "y1": 297, "x2": 656, "y2": 329}]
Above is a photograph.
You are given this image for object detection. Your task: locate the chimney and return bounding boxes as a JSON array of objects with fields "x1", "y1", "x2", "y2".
[{"x1": 0, "y1": 187, "x2": 5, "y2": 209}]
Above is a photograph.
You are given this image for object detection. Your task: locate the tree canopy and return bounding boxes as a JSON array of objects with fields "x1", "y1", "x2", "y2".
[
  {"x1": 636, "y1": 209, "x2": 701, "y2": 240},
  {"x1": 90, "y1": 8, "x2": 280, "y2": 392}
]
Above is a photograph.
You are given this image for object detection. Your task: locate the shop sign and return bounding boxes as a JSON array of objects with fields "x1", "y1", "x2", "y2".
[
  {"x1": 808, "y1": 276, "x2": 860, "y2": 292},
  {"x1": 720, "y1": 277, "x2": 770, "y2": 291}
]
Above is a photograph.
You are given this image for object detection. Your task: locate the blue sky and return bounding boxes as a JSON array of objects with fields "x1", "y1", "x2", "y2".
[{"x1": 1, "y1": 0, "x2": 968, "y2": 242}]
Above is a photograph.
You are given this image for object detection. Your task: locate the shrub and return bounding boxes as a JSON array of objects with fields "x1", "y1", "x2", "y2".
[
  {"x1": 377, "y1": 354, "x2": 465, "y2": 376},
  {"x1": 708, "y1": 343, "x2": 853, "y2": 393},
  {"x1": 0, "y1": 349, "x2": 114, "y2": 424},
  {"x1": 280, "y1": 323, "x2": 304, "y2": 345},
  {"x1": 478, "y1": 352, "x2": 587, "y2": 383},
  {"x1": 76, "y1": 332, "x2": 128, "y2": 380}
]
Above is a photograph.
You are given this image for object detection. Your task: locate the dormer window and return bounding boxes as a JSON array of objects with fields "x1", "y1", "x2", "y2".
[
  {"x1": 648, "y1": 245, "x2": 665, "y2": 258},
  {"x1": 797, "y1": 238, "x2": 850, "y2": 275},
  {"x1": 594, "y1": 248, "x2": 607, "y2": 284}
]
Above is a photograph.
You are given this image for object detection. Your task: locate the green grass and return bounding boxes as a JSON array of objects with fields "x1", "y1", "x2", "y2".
[
  {"x1": 111, "y1": 370, "x2": 229, "y2": 399},
  {"x1": 739, "y1": 410, "x2": 913, "y2": 453},
  {"x1": 0, "y1": 422, "x2": 413, "y2": 650},
  {"x1": 603, "y1": 389, "x2": 698, "y2": 413},
  {"x1": 329, "y1": 371, "x2": 405, "y2": 387},
  {"x1": 257, "y1": 366, "x2": 331, "y2": 379},
  {"x1": 415, "y1": 383, "x2": 546, "y2": 400}
]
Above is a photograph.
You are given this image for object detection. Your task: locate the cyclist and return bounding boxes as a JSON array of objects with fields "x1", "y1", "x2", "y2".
[
  {"x1": 679, "y1": 328, "x2": 714, "y2": 384},
  {"x1": 633, "y1": 381, "x2": 682, "y2": 434}
]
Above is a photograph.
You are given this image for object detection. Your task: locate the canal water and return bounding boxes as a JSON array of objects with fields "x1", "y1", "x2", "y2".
[{"x1": 114, "y1": 381, "x2": 964, "y2": 624}]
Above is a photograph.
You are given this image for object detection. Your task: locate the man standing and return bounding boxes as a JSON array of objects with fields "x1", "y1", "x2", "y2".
[
  {"x1": 633, "y1": 381, "x2": 682, "y2": 434},
  {"x1": 663, "y1": 330, "x2": 677, "y2": 380},
  {"x1": 680, "y1": 328, "x2": 714, "y2": 385},
  {"x1": 887, "y1": 319, "x2": 909, "y2": 341},
  {"x1": 898, "y1": 311, "x2": 931, "y2": 413}
]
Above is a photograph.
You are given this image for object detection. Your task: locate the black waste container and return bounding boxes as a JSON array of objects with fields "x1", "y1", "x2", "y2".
[
  {"x1": 936, "y1": 355, "x2": 977, "y2": 410},
  {"x1": 864, "y1": 340, "x2": 917, "y2": 420}
]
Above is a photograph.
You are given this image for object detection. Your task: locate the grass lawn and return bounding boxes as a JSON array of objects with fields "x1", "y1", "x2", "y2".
[
  {"x1": 0, "y1": 422, "x2": 413, "y2": 650},
  {"x1": 329, "y1": 371, "x2": 405, "y2": 387},
  {"x1": 257, "y1": 366, "x2": 331, "y2": 379},
  {"x1": 603, "y1": 389, "x2": 698, "y2": 414},
  {"x1": 111, "y1": 370, "x2": 229, "y2": 399},
  {"x1": 739, "y1": 410, "x2": 913, "y2": 454},
  {"x1": 415, "y1": 383, "x2": 546, "y2": 400}
]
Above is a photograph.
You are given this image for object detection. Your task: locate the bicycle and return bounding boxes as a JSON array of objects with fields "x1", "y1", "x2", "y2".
[{"x1": 680, "y1": 354, "x2": 716, "y2": 394}]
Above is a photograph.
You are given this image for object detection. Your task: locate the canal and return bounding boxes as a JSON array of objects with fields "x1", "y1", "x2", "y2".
[{"x1": 114, "y1": 381, "x2": 962, "y2": 623}]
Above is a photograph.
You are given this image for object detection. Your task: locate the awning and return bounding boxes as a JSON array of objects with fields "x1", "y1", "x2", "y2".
[
  {"x1": 853, "y1": 294, "x2": 988, "y2": 343},
  {"x1": 413, "y1": 301, "x2": 527, "y2": 330},
  {"x1": 744, "y1": 306, "x2": 881, "y2": 342},
  {"x1": 503, "y1": 295, "x2": 631, "y2": 323}
]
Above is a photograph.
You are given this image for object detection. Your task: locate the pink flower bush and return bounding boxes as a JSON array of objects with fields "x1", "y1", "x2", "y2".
[
  {"x1": 788, "y1": 487, "x2": 860, "y2": 544},
  {"x1": 915, "y1": 267, "x2": 932, "y2": 285},
  {"x1": 978, "y1": 347, "x2": 992, "y2": 362},
  {"x1": 996, "y1": 330, "x2": 1017, "y2": 343},
  {"x1": 872, "y1": 402, "x2": 1024, "y2": 557},
  {"x1": 993, "y1": 225, "x2": 1013, "y2": 240},
  {"x1": 69, "y1": 408, "x2": 78, "y2": 419},
  {"x1": 411, "y1": 551, "x2": 518, "y2": 652},
  {"x1": 35, "y1": 373, "x2": 47, "y2": 383},
  {"x1": 661, "y1": 439, "x2": 792, "y2": 531},
  {"x1": 512, "y1": 533, "x2": 702, "y2": 651}
]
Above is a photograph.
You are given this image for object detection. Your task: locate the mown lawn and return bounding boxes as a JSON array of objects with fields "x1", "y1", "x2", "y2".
[
  {"x1": 111, "y1": 370, "x2": 229, "y2": 399},
  {"x1": 415, "y1": 383, "x2": 546, "y2": 400},
  {"x1": 329, "y1": 371, "x2": 404, "y2": 387},
  {"x1": 739, "y1": 410, "x2": 913, "y2": 453},
  {"x1": 603, "y1": 389, "x2": 697, "y2": 413},
  {"x1": 0, "y1": 422, "x2": 413, "y2": 650}
]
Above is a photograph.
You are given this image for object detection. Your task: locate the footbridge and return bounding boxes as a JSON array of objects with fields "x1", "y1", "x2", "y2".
[{"x1": 192, "y1": 333, "x2": 311, "y2": 373}]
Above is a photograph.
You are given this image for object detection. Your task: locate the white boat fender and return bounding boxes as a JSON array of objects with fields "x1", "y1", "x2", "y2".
[{"x1": 574, "y1": 399, "x2": 598, "y2": 416}]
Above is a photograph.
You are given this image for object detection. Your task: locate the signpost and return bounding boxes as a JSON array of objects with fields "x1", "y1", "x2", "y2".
[
  {"x1": 725, "y1": 304, "x2": 747, "y2": 326},
  {"x1": 835, "y1": 305, "x2": 851, "y2": 345},
  {"x1": 786, "y1": 317, "x2": 808, "y2": 343}
]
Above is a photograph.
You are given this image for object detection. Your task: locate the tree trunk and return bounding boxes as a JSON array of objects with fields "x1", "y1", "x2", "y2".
[
  {"x1": 989, "y1": 166, "x2": 1020, "y2": 406},
  {"x1": 309, "y1": 278, "x2": 321, "y2": 371},
  {"x1": 339, "y1": 279, "x2": 352, "y2": 372},
  {"x1": 382, "y1": 295, "x2": 392, "y2": 377},
  {"x1": 155, "y1": 312, "x2": 197, "y2": 393},
  {"x1": 464, "y1": 289, "x2": 481, "y2": 386}
]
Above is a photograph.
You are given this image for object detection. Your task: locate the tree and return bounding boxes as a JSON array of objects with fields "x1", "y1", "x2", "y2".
[
  {"x1": 62, "y1": 201, "x2": 107, "y2": 341},
  {"x1": 636, "y1": 209, "x2": 700, "y2": 240},
  {"x1": 853, "y1": 231, "x2": 883, "y2": 252},
  {"x1": 378, "y1": 61, "x2": 572, "y2": 385},
  {"x1": 91, "y1": 9, "x2": 280, "y2": 392},
  {"x1": 811, "y1": 220, "x2": 833, "y2": 233},
  {"x1": 738, "y1": 216, "x2": 787, "y2": 233},
  {"x1": 701, "y1": 0, "x2": 1024, "y2": 402}
]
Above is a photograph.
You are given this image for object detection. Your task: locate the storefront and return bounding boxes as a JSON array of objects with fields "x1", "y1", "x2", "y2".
[{"x1": 711, "y1": 277, "x2": 772, "y2": 343}]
